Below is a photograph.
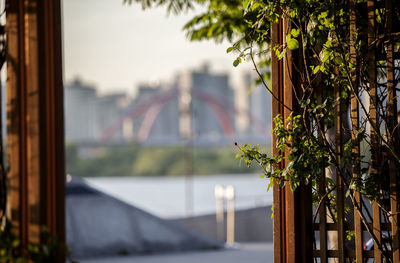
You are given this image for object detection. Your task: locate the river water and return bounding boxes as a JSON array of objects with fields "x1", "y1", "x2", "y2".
[{"x1": 85, "y1": 174, "x2": 273, "y2": 219}]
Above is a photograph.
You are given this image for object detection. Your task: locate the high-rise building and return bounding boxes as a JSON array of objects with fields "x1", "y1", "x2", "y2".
[
  {"x1": 64, "y1": 78, "x2": 128, "y2": 143},
  {"x1": 179, "y1": 65, "x2": 235, "y2": 142},
  {"x1": 96, "y1": 93, "x2": 127, "y2": 142},
  {"x1": 235, "y1": 72, "x2": 272, "y2": 144},
  {"x1": 246, "y1": 72, "x2": 272, "y2": 136},
  {"x1": 64, "y1": 78, "x2": 99, "y2": 142}
]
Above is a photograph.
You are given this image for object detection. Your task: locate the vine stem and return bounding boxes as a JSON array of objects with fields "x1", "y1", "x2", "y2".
[
  {"x1": 312, "y1": 185, "x2": 336, "y2": 224},
  {"x1": 332, "y1": 26, "x2": 400, "y2": 164},
  {"x1": 249, "y1": 45, "x2": 293, "y2": 112},
  {"x1": 348, "y1": 188, "x2": 393, "y2": 262}
]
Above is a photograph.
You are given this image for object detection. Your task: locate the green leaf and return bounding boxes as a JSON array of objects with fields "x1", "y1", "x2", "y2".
[
  {"x1": 313, "y1": 65, "x2": 320, "y2": 74},
  {"x1": 324, "y1": 40, "x2": 333, "y2": 48},
  {"x1": 287, "y1": 38, "x2": 299, "y2": 50},
  {"x1": 275, "y1": 48, "x2": 280, "y2": 58},
  {"x1": 233, "y1": 59, "x2": 240, "y2": 67},
  {"x1": 321, "y1": 50, "x2": 331, "y2": 62},
  {"x1": 243, "y1": 0, "x2": 251, "y2": 9},
  {"x1": 318, "y1": 11, "x2": 328, "y2": 19},
  {"x1": 291, "y1": 28, "x2": 300, "y2": 38},
  {"x1": 320, "y1": 64, "x2": 326, "y2": 73},
  {"x1": 251, "y1": 2, "x2": 261, "y2": 11},
  {"x1": 334, "y1": 56, "x2": 343, "y2": 65},
  {"x1": 267, "y1": 178, "x2": 274, "y2": 191},
  {"x1": 226, "y1": 47, "x2": 234, "y2": 53},
  {"x1": 278, "y1": 48, "x2": 286, "y2": 60}
]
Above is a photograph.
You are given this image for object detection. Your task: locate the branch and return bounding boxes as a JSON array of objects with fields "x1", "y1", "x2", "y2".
[
  {"x1": 312, "y1": 185, "x2": 336, "y2": 223},
  {"x1": 249, "y1": 46, "x2": 293, "y2": 112}
]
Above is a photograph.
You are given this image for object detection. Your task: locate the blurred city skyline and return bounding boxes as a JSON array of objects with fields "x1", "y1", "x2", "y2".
[{"x1": 64, "y1": 65, "x2": 272, "y2": 147}]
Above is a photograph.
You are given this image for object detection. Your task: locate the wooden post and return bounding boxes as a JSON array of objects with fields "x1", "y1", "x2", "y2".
[
  {"x1": 349, "y1": 0, "x2": 363, "y2": 261},
  {"x1": 317, "y1": 86, "x2": 328, "y2": 263},
  {"x1": 5, "y1": 0, "x2": 65, "y2": 258},
  {"x1": 367, "y1": 1, "x2": 382, "y2": 262},
  {"x1": 271, "y1": 14, "x2": 313, "y2": 263}
]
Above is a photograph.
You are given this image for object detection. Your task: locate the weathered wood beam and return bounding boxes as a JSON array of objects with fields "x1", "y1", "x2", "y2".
[{"x1": 5, "y1": 0, "x2": 65, "y2": 258}]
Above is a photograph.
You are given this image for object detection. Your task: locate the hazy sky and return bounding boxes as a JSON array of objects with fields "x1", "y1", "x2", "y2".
[{"x1": 62, "y1": 0, "x2": 249, "y2": 95}]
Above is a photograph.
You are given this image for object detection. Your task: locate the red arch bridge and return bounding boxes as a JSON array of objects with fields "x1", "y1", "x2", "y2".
[{"x1": 100, "y1": 89, "x2": 269, "y2": 143}]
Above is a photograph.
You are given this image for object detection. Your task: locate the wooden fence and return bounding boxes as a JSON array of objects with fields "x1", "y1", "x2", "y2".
[{"x1": 271, "y1": 0, "x2": 400, "y2": 262}]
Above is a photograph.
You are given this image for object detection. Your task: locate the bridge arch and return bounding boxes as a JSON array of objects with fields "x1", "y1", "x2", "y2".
[{"x1": 100, "y1": 89, "x2": 268, "y2": 142}]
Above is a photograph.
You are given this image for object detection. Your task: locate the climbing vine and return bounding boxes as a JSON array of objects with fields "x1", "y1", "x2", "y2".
[{"x1": 231, "y1": 0, "x2": 400, "y2": 260}]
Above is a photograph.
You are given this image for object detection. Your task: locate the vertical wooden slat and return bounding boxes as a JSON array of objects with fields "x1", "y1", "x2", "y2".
[
  {"x1": 283, "y1": 17, "x2": 296, "y2": 263},
  {"x1": 349, "y1": 0, "x2": 363, "y2": 261},
  {"x1": 279, "y1": 19, "x2": 286, "y2": 263},
  {"x1": 385, "y1": 0, "x2": 399, "y2": 261},
  {"x1": 296, "y1": 184, "x2": 313, "y2": 262},
  {"x1": 282, "y1": 17, "x2": 313, "y2": 263},
  {"x1": 40, "y1": 0, "x2": 66, "y2": 245},
  {"x1": 335, "y1": 83, "x2": 345, "y2": 263},
  {"x1": 318, "y1": 182, "x2": 328, "y2": 263},
  {"x1": 5, "y1": 0, "x2": 23, "y2": 242},
  {"x1": 271, "y1": 17, "x2": 284, "y2": 263},
  {"x1": 372, "y1": 205, "x2": 382, "y2": 262},
  {"x1": 367, "y1": 0, "x2": 382, "y2": 262},
  {"x1": 18, "y1": 0, "x2": 29, "y2": 247},
  {"x1": 318, "y1": 86, "x2": 328, "y2": 263},
  {"x1": 25, "y1": 0, "x2": 42, "y2": 245}
]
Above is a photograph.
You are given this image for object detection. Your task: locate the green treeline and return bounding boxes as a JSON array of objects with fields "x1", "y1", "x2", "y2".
[{"x1": 66, "y1": 144, "x2": 271, "y2": 177}]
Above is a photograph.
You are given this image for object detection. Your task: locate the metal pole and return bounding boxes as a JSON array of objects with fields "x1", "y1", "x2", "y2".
[
  {"x1": 180, "y1": 79, "x2": 194, "y2": 217},
  {"x1": 226, "y1": 185, "x2": 235, "y2": 245}
]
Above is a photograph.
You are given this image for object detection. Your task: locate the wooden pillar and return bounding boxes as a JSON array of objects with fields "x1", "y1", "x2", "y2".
[
  {"x1": 271, "y1": 15, "x2": 313, "y2": 263},
  {"x1": 5, "y1": 0, "x2": 65, "y2": 256}
]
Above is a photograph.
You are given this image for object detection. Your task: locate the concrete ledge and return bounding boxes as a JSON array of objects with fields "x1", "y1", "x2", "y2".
[{"x1": 171, "y1": 206, "x2": 273, "y2": 242}]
